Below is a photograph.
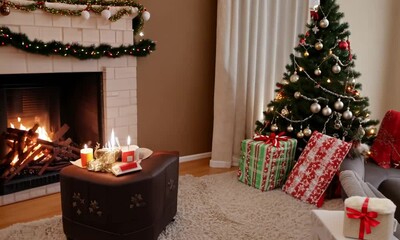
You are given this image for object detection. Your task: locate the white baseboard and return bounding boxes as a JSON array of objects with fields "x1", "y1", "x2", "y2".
[
  {"x1": 179, "y1": 152, "x2": 211, "y2": 163},
  {"x1": 209, "y1": 159, "x2": 232, "y2": 168}
]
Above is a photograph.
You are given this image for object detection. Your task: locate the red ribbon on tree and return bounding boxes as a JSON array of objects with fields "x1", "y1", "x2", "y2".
[
  {"x1": 346, "y1": 198, "x2": 380, "y2": 239},
  {"x1": 310, "y1": 10, "x2": 319, "y2": 21},
  {"x1": 253, "y1": 132, "x2": 289, "y2": 148}
]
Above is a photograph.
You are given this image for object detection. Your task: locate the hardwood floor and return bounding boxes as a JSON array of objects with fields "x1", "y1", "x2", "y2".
[{"x1": 0, "y1": 158, "x2": 237, "y2": 229}]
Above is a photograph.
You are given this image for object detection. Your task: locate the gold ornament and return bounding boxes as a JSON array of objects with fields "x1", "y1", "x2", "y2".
[
  {"x1": 270, "y1": 123, "x2": 279, "y2": 132},
  {"x1": 296, "y1": 131, "x2": 304, "y2": 138},
  {"x1": 314, "y1": 42, "x2": 323, "y2": 51},
  {"x1": 303, "y1": 127, "x2": 312, "y2": 137},
  {"x1": 287, "y1": 124, "x2": 294, "y2": 132},
  {"x1": 304, "y1": 51, "x2": 309, "y2": 57}
]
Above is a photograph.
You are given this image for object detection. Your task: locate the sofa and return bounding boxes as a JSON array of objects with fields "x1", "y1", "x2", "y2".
[{"x1": 339, "y1": 155, "x2": 400, "y2": 238}]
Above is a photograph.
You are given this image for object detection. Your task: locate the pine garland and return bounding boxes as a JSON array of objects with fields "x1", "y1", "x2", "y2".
[{"x1": 0, "y1": 27, "x2": 156, "y2": 60}]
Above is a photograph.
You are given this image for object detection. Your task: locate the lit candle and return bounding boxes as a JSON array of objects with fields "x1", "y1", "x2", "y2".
[
  {"x1": 122, "y1": 136, "x2": 135, "y2": 162},
  {"x1": 80, "y1": 144, "x2": 93, "y2": 167}
]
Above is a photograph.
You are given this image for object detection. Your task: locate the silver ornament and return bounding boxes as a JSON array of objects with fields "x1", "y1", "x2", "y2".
[
  {"x1": 287, "y1": 124, "x2": 294, "y2": 132},
  {"x1": 357, "y1": 125, "x2": 366, "y2": 137},
  {"x1": 319, "y1": 17, "x2": 329, "y2": 28},
  {"x1": 332, "y1": 63, "x2": 341, "y2": 74},
  {"x1": 334, "y1": 98, "x2": 344, "y2": 110},
  {"x1": 303, "y1": 127, "x2": 312, "y2": 137},
  {"x1": 294, "y1": 92, "x2": 302, "y2": 99},
  {"x1": 280, "y1": 79, "x2": 289, "y2": 85},
  {"x1": 310, "y1": 102, "x2": 321, "y2": 113},
  {"x1": 290, "y1": 72, "x2": 299, "y2": 83},
  {"x1": 296, "y1": 131, "x2": 304, "y2": 138},
  {"x1": 342, "y1": 107, "x2": 353, "y2": 120},
  {"x1": 315, "y1": 42, "x2": 323, "y2": 51},
  {"x1": 281, "y1": 108, "x2": 289, "y2": 116},
  {"x1": 267, "y1": 106, "x2": 274, "y2": 112},
  {"x1": 314, "y1": 68, "x2": 321, "y2": 76},
  {"x1": 270, "y1": 123, "x2": 278, "y2": 132},
  {"x1": 322, "y1": 106, "x2": 332, "y2": 116}
]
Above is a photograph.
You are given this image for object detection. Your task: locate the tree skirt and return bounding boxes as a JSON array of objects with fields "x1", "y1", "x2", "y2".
[{"x1": 0, "y1": 171, "x2": 344, "y2": 240}]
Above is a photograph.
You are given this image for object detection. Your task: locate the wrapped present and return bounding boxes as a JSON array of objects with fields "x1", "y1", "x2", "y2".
[
  {"x1": 344, "y1": 196, "x2": 397, "y2": 240},
  {"x1": 238, "y1": 132, "x2": 297, "y2": 191},
  {"x1": 370, "y1": 110, "x2": 400, "y2": 168}
]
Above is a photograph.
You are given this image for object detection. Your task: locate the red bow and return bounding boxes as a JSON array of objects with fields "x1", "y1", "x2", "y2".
[
  {"x1": 346, "y1": 198, "x2": 380, "y2": 239},
  {"x1": 253, "y1": 132, "x2": 289, "y2": 147},
  {"x1": 310, "y1": 10, "x2": 319, "y2": 21}
]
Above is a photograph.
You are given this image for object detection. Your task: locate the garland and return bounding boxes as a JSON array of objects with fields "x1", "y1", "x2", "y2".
[
  {"x1": 2, "y1": 0, "x2": 149, "y2": 34},
  {"x1": 0, "y1": 26, "x2": 156, "y2": 59}
]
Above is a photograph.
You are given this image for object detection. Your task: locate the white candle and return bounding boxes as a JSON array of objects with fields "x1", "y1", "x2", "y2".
[{"x1": 80, "y1": 144, "x2": 93, "y2": 167}]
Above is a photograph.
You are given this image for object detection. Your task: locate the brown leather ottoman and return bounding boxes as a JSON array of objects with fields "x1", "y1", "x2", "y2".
[{"x1": 60, "y1": 151, "x2": 179, "y2": 240}]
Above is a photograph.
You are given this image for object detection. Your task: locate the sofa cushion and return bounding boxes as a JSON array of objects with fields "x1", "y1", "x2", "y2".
[{"x1": 339, "y1": 170, "x2": 385, "y2": 198}]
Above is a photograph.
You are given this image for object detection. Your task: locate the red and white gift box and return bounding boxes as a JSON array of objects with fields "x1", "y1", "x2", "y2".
[
  {"x1": 282, "y1": 131, "x2": 352, "y2": 207},
  {"x1": 344, "y1": 196, "x2": 397, "y2": 240}
]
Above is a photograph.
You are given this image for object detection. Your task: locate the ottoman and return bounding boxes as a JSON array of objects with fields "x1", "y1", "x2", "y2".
[{"x1": 60, "y1": 151, "x2": 179, "y2": 240}]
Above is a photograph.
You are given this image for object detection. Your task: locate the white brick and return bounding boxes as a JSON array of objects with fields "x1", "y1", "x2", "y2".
[
  {"x1": 27, "y1": 54, "x2": 53, "y2": 73},
  {"x1": 116, "y1": 31, "x2": 123, "y2": 44},
  {"x1": 34, "y1": 13, "x2": 53, "y2": 26},
  {"x1": 63, "y1": 28, "x2": 83, "y2": 43},
  {"x1": 71, "y1": 59, "x2": 99, "y2": 72},
  {"x1": 127, "y1": 57, "x2": 137, "y2": 67},
  {"x1": 53, "y1": 16, "x2": 72, "y2": 27},
  {"x1": 119, "y1": 105, "x2": 136, "y2": 116},
  {"x1": 99, "y1": 57, "x2": 127, "y2": 68},
  {"x1": 82, "y1": 29, "x2": 100, "y2": 43},
  {"x1": 107, "y1": 107, "x2": 119, "y2": 118},
  {"x1": 30, "y1": 187, "x2": 47, "y2": 198},
  {"x1": 40, "y1": 27, "x2": 63, "y2": 42},
  {"x1": 130, "y1": 95, "x2": 137, "y2": 105},
  {"x1": 110, "y1": 20, "x2": 127, "y2": 31},
  {"x1": 15, "y1": 190, "x2": 30, "y2": 202},
  {"x1": 106, "y1": 96, "x2": 130, "y2": 107},
  {"x1": 2, "y1": 193, "x2": 15, "y2": 205},
  {"x1": 53, "y1": 57, "x2": 73, "y2": 72},
  {"x1": 0, "y1": 52, "x2": 27, "y2": 73},
  {"x1": 115, "y1": 115, "x2": 135, "y2": 127},
  {"x1": 115, "y1": 67, "x2": 135, "y2": 79},
  {"x1": 100, "y1": 30, "x2": 116, "y2": 43},
  {"x1": 113, "y1": 126, "x2": 129, "y2": 140},
  {"x1": 71, "y1": 17, "x2": 97, "y2": 29},
  {"x1": 104, "y1": 67, "x2": 115, "y2": 80},
  {"x1": 106, "y1": 78, "x2": 135, "y2": 91},
  {"x1": 97, "y1": 18, "x2": 111, "y2": 30},
  {"x1": 20, "y1": 26, "x2": 40, "y2": 40},
  {"x1": 0, "y1": 11, "x2": 34, "y2": 26},
  {"x1": 46, "y1": 183, "x2": 60, "y2": 194},
  {"x1": 123, "y1": 30, "x2": 134, "y2": 44}
]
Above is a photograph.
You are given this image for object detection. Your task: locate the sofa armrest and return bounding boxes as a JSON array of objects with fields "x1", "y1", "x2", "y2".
[{"x1": 340, "y1": 155, "x2": 365, "y2": 180}]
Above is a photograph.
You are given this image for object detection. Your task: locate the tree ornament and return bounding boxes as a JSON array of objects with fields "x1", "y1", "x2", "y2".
[
  {"x1": 332, "y1": 63, "x2": 341, "y2": 74},
  {"x1": 280, "y1": 79, "x2": 289, "y2": 85},
  {"x1": 319, "y1": 17, "x2": 329, "y2": 28},
  {"x1": 131, "y1": 7, "x2": 139, "y2": 16},
  {"x1": 287, "y1": 124, "x2": 294, "y2": 132},
  {"x1": 314, "y1": 68, "x2": 321, "y2": 76},
  {"x1": 339, "y1": 40, "x2": 349, "y2": 50},
  {"x1": 270, "y1": 123, "x2": 278, "y2": 132},
  {"x1": 290, "y1": 72, "x2": 299, "y2": 83},
  {"x1": 81, "y1": 10, "x2": 90, "y2": 20},
  {"x1": 304, "y1": 51, "x2": 309, "y2": 57},
  {"x1": 310, "y1": 102, "x2": 321, "y2": 113},
  {"x1": 267, "y1": 106, "x2": 274, "y2": 112},
  {"x1": 0, "y1": 3, "x2": 10, "y2": 16},
  {"x1": 322, "y1": 106, "x2": 332, "y2": 116},
  {"x1": 294, "y1": 91, "x2": 301, "y2": 99},
  {"x1": 299, "y1": 38, "x2": 306, "y2": 45},
  {"x1": 297, "y1": 131, "x2": 304, "y2": 138},
  {"x1": 101, "y1": 9, "x2": 111, "y2": 20},
  {"x1": 334, "y1": 120, "x2": 342, "y2": 129},
  {"x1": 281, "y1": 107, "x2": 289, "y2": 116},
  {"x1": 142, "y1": 10, "x2": 151, "y2": 21},
  {"x1": 357, "y1": 125, "x2": 366, "y2": 138},
  {"x1": 334, "y1": 98, "x2": 344, "y2": 110},
  {"x1": 303, "y1": 126, "x2": 312, "y2": 137},
  {"x1": 342, "y1": 107, "x2": 353, "y2": 120},
  {"x1": 314, "y1": 41, "x2": 323, "y2": 51}
]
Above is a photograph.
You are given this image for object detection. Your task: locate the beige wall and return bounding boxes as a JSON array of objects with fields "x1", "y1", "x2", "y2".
[
  {"x1": 338, "y1": 0, "x2": 400, "y2": 121},
  {"x1": 137, "y1": 1, "x2": 217, "y2": 156}
]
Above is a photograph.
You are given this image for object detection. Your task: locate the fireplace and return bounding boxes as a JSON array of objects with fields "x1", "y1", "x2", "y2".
[{"x1": 0, "y1": 11, "x2": 138, "y2": 205}]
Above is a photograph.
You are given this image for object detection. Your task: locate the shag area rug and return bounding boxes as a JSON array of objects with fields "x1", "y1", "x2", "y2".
[{"x1": 0, "y1": 171, "x2": 344, "y2": 240}]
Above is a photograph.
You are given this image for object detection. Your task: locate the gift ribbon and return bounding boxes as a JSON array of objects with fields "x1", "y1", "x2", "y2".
[
  {"x1": 253, "y1": 132, "x2": 289, "y2": 148},
  {"x1": 346, "y1": 198, "x2": 380, "y2": 239}
]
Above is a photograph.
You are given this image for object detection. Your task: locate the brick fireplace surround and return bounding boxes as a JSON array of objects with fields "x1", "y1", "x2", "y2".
[{"x1": 0, "y1": 11, "x2": 138, "y2": 205}]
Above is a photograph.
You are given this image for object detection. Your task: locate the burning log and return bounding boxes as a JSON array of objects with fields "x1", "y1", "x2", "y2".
[{"x1": 0, "y1": 123, "x2": 79, "y2": 182}]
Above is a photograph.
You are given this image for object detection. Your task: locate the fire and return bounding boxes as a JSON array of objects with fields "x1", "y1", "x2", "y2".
[{"x1": 9, "y1": 117, "x2": 52, "y2": 165}]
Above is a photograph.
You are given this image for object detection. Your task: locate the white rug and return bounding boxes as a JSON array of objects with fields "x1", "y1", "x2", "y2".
[{"x1": 0, "y1": 171, "x2": 344, "y2": 240}]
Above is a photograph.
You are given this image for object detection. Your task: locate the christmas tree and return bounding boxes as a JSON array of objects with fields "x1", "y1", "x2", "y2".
[{"x1": 255, "y1": 0, "x2": 378, "y2": 151}]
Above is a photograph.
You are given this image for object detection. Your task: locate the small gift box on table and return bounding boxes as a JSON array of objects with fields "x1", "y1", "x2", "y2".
[
  {"x1": 344, "y1": 196, "x2": 397, "y2": 240},
  {"x1": 238, "y1": 132, "x2": 297, "y2": 191}
]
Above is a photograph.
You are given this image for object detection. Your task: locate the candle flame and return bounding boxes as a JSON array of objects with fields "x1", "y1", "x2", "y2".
[
  {"x1": 84, "y1": 144, "x2": 88, "y2": 149},
  {"x1": 127, "y1": 136, "x2": 131, "y2": 146},
  {"x1": 110, "y1": 129, "x2": 115, "y2": 149}
]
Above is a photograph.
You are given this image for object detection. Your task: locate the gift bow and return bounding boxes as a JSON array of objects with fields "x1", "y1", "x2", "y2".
[
  {"x1": 346, "y1": 198, "x2": 380, "y2": 239},
  {"x1": 253, "y1": 132, "x2": 290, "y2": 147}
]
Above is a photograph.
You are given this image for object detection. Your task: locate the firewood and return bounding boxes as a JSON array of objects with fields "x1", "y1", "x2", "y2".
[
  {"x1": 51, "y1": 124, "x2": 70, "y2": 142},
  {"x1": 6, "y1": 145, "x2": 44, "y2": 181}
]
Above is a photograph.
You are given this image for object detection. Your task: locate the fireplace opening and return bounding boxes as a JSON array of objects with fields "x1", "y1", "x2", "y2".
[{"x1": 0, "y1": 72, "x2": 104, "y2": 195}]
